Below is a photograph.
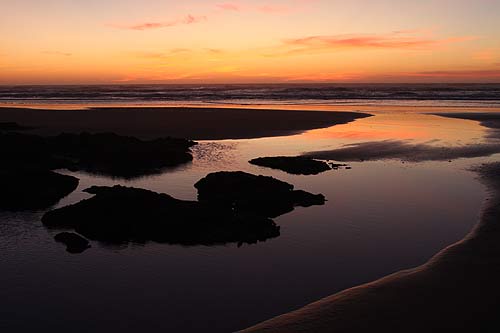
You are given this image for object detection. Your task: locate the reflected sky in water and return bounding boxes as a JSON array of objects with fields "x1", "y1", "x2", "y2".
[{"x1": 0, "y1": 108, "x2": 497, "y2": 332}]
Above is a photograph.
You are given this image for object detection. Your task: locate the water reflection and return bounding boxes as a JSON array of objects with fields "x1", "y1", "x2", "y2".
[{"x1": 0, "y1": 110, "x2": 493, "y2": 332}]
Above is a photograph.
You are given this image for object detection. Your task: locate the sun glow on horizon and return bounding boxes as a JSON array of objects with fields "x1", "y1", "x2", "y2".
[{"x1": 1, "y1": 0, "x2": 500, "y2": 84}]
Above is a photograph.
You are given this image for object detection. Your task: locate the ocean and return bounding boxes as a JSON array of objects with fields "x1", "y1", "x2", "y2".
[{"x1": 1, "y1": 83, "x2": 500, "y2": 108}]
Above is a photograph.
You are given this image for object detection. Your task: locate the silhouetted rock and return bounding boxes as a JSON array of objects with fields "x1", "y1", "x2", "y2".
[
  {"x1": 54, "y1": 232, "x2": 90, "y2": 253},
  {"x1": 329, "y1": 163, "x2": 350, "y2": 170},
  {"x1": 291, "y1": 190, "x2": 327, "y2": 207},
  {"x1": 51, "y1": 132, "x2": 197, "y2": 178},
  {"x1": 42, "y1": 185, "x2": 280, "y2": 246},
  {"x1": 0, "y1": 122, "x2": 32, "y2": 131},
  {"x1": 0, "y1": 132, "x2": 65, "y2": 171},
  {"x1": 0, "y1": 169, "x2": 79, "y2": 211},
  {"x1": 0, "y1": 131, "x2": 197, "y2": 178},
  {"x1": 249, "y1": 156, "x2": 332, "y2": 175},
  {"x1": 194, "y1": 171, "x2": 326, "y2": 218}
]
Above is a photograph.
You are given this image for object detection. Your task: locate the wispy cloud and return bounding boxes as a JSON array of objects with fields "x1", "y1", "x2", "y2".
[
  {"x1": 472, "y1": 48, "x2": 500, "y2": 64},
  {"x1": 410, "y1": 69, "x2": 500, "y2": 78},
  {"x1": 216, "y1": 2, "x2": 241, "y2": 11},
  {"x1": 112, "y1": 15, "x2": 206, "y2": 31},
  {"x1": 42, "y1": 51, "x2": 72, "y2": 56},
  {"x1": 284, "y1": 72, "x2": 366, "y2": 82},
  {"x1": 205, "y1": 48, "x2": 224, "y2": 54},
  {"x1": 284, "y1": 34, "x2": 475, "y2": 51},
  {"x1": 132, "y1": 48, "x2": 225, "y2": 60},
  {"x1": 256, "y1": 5, "x2": 292, "y2": 14},
  {"x1": 215, "y1": 1, "x2": 314, "y2": 15},
  {"x1": 262, "y1": 31, "x2": 477, "y2": 57}
]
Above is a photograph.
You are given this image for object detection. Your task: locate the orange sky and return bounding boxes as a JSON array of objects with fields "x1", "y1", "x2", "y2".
[{"x1": 1, "y1": 0, "x2": 500, "y2": 84}]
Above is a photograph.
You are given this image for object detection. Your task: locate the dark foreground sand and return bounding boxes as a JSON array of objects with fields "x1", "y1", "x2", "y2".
[
  {"x1": 240, "y1": 161, "x2": 500, "y2": 332},
  {"x1": 0, "y1": 107, "x2": 369, "y2": 140},
  {"x1": 439, "y1": 112, "x2": 500, "y2": 139},
  {"x1": 304, "y1": 140, "x2": 500, "y2": 162},
  {"x1": 241, "y1": 113, "x2": 500, "y2": 332}
]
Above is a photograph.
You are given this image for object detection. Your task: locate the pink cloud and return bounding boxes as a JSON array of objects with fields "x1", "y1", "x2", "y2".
[
  {"x1": 205, "y1": 48, "x2": 224, "y2": 54},
  {"x1": 266, "y1": 32, "x2": 477, "y2": 57},
  {"x1": 216, "y1": 2, "x2": 241, "y2": 11},
  {"x1": 42, "y1": 51, "x2": 72, "y2": 56},
  {"x1": 257, "y1": 5, "x2": 292, "y2": 14},
  {"x1": 113, "y1": 15, "x2": 206, "y2": 31},
  {"x1": 215, "y1": 1, "x2": 314, "y2": 15},
  {"x1": 285, "y1": 34, "x2": 475, "y2": 50},
  {"x1": 410, "y1": 70, "x2": 500, "y2": 78}
]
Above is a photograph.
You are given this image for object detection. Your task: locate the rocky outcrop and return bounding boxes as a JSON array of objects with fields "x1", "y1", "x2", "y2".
[
  {"x1": 42, "y1": 172, "x2": 325, "y2": 247},
  {"x1": 249, "y1": 156, "x2": 332, "y2": 175},
  {"x1": 42, "y1": 185, "x2": 280, "y2": 246},
  {"x1": 194, "y1": 171, "x2": 326, "y2": 218},
  {"x1": 0, "y1": 169, "x2": 79, "y2": 211},
  {"x1": 0, "y1": 122, "x2": 32, "y2": 132},
  {"x1": 0, "y1": 131, "x2": 196, "y2": 178},
  {"x1": 51, "y1": 132, "x2": 196, "y2": 178},
  {"x1": 54, "y1": 232, "x2": 91, "y2": 253}
]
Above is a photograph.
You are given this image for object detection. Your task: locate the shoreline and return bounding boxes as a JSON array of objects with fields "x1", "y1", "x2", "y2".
[
  {"x1": 438, "y1": 112, "x2": 500, "y2": 139},
  {"x1": 239, "y1": 109, "x2": 500, "y2": 333},
  {"x1": 0, "y1": 107, "x2": 370, "y2": 140},
  {"x1": 240, "y1": 162, "x2": 500, "y2": 332}
]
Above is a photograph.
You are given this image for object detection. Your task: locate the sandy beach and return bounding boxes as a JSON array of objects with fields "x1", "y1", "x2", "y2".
[
  {"x1": 241, "y1": 163, "x2": 500, "y2": 332},
  {"x1": 1, "y1": 105, "x2": 498, "y2": 332},
  {"x1": 240, "y1": 114, "x2": 500, "y2": 332},
  {"x1": 439, "y1": 112, "x2": 500, "y2": 139},
  {"x1": 0, "y1": 107, "x2": 370, "y2": 140}
]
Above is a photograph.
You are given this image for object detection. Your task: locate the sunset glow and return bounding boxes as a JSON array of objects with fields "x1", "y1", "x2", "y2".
[{"x1": 1, "y1": 0, "x2": 500, "y2": 84}]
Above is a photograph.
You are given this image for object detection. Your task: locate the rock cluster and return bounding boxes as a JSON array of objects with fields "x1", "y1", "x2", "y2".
[
  {"x1": 42, "y1": 171, "x2": 326, "y2": 247},
  {"x1": 249, "y1": 156, "x2": 332, "y2": 175}
]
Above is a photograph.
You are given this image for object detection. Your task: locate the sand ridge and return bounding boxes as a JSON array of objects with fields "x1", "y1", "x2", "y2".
[{"x1": 0, "y1": 107, "x2": 370, "y2": 140}]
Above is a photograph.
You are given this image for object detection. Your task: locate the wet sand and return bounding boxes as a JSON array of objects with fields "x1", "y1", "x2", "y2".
[
  {"x1": 304, "y1": 140, "x2": 500, "y2": 162},
  {"x1": 0, "y1": 107, "x2": 370, "y2": 140},
  {"x1": 439, "y1": 112, "x2": 500, "y2": 138},
  {"x1": 240, "y1": 162, "x2": 500, "y2": 332},
  {"x1": 240, "y1": 114, "x2": 500, "y2": 332}
]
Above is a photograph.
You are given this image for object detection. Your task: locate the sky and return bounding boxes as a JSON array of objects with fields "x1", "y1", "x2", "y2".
[{"x1": 1, "y1": 0, "x2": 500, "y2": 84}]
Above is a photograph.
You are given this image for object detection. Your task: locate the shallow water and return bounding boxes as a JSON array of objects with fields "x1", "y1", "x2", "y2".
[{"x1": 0, "y1": 109, "x2": 496, "y2": 332}]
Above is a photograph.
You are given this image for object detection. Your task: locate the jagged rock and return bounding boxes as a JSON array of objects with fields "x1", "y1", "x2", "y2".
[
  {"x1": 54, "y1": 232, "x2": 91, "y2": 253},
  {"x1": 329, "y1": 163, "x2": 350, "y2": 170},
  {"x1": 0, "y1": 169, "x2": 79, "y2": 211},
  {"x1": 51, "y1": 132, "x2": 197, "y2": 177},
  {"x1": 249, "y1": 156, "x2": 332, "y2": 175},
  {"x1": 0, "y1": 122, "x2": 32, "y2": 132},
  {"x1": 0, "y1": 131, "x2": 197, "y2": 178},
  {"x1": 194, "y1": 171, "x2": 326, "y2": 218},
  {"x1": 42, "y1": 185, "x2": 280, "y2": 246}
]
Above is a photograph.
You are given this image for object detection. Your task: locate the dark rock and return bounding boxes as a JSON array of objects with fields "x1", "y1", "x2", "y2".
[
  {"x1": 0, "y1": 169, "x2": 79, "y2": 211},
  {"x1": 54, "y1": 232, "x2": 91, "y2": 253},
  {"x1": 42, "y1": 172, "x2": 324, "y2": 247},
  {"x1": 50, "y1": 132, "x2": 197, "y2": 178},
  {"x1": 42, "y1": 185, "x2": 280, "y2": 246},
  {"x1": 249, "y1": 156, "x2": 331, "y2": 175},
  {"x1": 0, "y1": 132, "x2": 64, "y2": 171},
  {"x1": 194, "y1": 171, "x2": 326, "y2": 218},
  {"x1": 329, "y1": 163, "x2": 349, "y2": 170},
  {"x1": 291, "y1": 190, "x2": 327, "y2": 207},
  {"x1": 0, "y1": 131, "x2": 197, "y2": 178},
  {"x1": 0, "y1": 122, "x2": 32, "y2": 132}
]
